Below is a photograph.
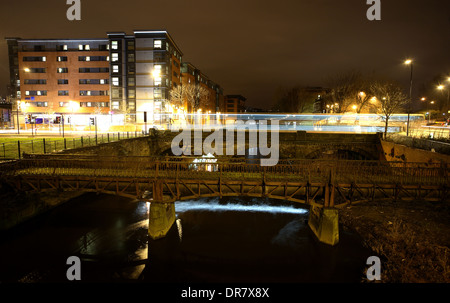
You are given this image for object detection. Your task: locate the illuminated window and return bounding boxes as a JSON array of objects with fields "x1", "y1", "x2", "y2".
[
  {"x1": 78, "y1": 44, "x2": 83, "y2": 50},
  {"x1": 111, "y1": 41, "x2": 118, "y2": 50},
  {"x1": 84, "y1": 45, "x2": 90, "y2": 50},
  {"x1": 154, "y1": 77, "x2": 162, "y2": 86},
  {"x1": 154, "y1": 40, "x2": 162, "y2": 48},
  {"x1": 85, "y1": 56, "x2": 90, "y2": 61},
  {"x1": 112, "y1": 77, "x2": 119, "y2": 86},
  {"x1": 111, "y1": 53, "x2": 119, "y2": 62},
  {"x1": 154, "y1": 89, "x2": 162, "y2": 99},
  {"x1": 113, "y1": 65, "x2": 119, "y2": 73}
]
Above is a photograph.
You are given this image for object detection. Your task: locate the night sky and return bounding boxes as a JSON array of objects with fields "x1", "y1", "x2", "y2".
[{"x1": 0, "y1": 0, "x2": 449, "y2": 109}]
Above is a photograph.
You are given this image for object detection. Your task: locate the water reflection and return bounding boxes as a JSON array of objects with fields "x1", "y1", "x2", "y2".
[{"x1": 0, "y1": 193, "x2": 372, "y2": 283}]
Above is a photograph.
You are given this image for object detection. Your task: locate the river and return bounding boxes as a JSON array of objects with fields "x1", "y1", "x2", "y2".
[{"x1": 0, "y1": 192, "x2": 372, "y2": 283}]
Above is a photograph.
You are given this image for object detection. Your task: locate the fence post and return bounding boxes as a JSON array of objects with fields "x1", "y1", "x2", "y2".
[
  {"x1": 64, "y1": 138, "x2": 67, "y2": 150},
  {"x1": 43, "y1": 138, "x2": 46, "y2": 154},
  {"x1": 118, "y1": 132, "x2": 120, "y2": 140},
  {"x1": 81, "y1": 136, "x2": 84, "y2": 147},
  {"x1": 2, "y1": 143, "x2": 5, "y2": 158},
  {"x1": 107, "y1": 133, "x2": 110, "y2": 143},
  {"x1": 17, "y1": 140, "x2": 21, "y2": 159},
  {"x1": 31, "y1": 140, "x2": 34, "y2": 154}
]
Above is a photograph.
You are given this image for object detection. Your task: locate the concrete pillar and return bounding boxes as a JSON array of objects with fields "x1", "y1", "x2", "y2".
[
  {"x1": 148, "y1": 180, "x2": 176, "y2": 240},
  {"x1": 308, "y1": 205, "x2": 339, "y2": 246}
]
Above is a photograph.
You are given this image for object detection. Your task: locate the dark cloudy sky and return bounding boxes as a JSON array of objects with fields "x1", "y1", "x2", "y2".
[{"x1": 0, "y1": 0, "x2": 449, "y2": 109}]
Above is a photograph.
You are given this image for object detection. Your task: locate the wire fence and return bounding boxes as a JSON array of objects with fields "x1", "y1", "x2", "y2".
[{"x1": 0, "y1": 131, "x2": 146, "y2": 160}]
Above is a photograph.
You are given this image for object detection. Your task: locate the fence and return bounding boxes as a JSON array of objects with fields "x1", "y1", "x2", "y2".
[
  {"x1": 2, "y1": 156, "x2": 448, "y2": 187},
  {"x1": 0, "y1": 131, "x2": 145, "y2": 160},
  {"x1": 409, "y1": 126, "x2": 450, "y2": 142}
]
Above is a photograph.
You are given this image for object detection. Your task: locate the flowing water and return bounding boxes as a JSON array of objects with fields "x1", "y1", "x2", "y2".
[{"x1": 0, "y1": 193, "x2": 372, "y2": 283}]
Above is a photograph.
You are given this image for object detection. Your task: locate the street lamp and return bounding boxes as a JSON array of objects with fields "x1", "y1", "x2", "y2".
[
  {"x1": 437, "y1": 84, "x2": 449, "y2": 119},
  {"x1": 404, "y1": 59, "x2": 413, "y2": 136},
  {"x1": 16, "y1": 101, "x2": 21, "y2": 134}
]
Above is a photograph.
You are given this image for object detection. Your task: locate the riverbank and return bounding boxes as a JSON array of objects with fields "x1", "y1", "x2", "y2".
[
  {"x1": 0, "y1": 182, "x2": 84, "y2": 231},
  {"x1": 339, "y1": 199, "x2": 450, "y2": 283}
]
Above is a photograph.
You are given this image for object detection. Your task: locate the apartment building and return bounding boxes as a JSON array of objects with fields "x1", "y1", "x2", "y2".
[
  {"x1": 107, "y1": 31, "x2": 183, "y2": 124},
  {"x1": 6, "y1": 30, "x2": 228, "y2": 129},
  {"x1": 6, "y1": 37, "x2": 110, "y2": 127}
]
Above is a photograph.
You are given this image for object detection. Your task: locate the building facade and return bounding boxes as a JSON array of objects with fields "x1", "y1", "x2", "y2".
[
  {"x1": 6, "y1": 37, "x2": 111, "y2": 128},
  {"x1": 6, "y1": 30, "x2": 225, "y2": 130},
  {"x1": 180, "y1": 62, "x2": 224, "y2": 115},
  {"x1": 224, "y1": 95, "x2": 246, "y2": 113}
]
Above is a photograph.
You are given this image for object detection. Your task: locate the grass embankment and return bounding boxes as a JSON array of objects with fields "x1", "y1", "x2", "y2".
[
  {"x1": 339, "y1": 199, "x2": 450, "y2": 283},
  {"x1": 0, "y1": 132, "x2": 137, "y2": 159}
]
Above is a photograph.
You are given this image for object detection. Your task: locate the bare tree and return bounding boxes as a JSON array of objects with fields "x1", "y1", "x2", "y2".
[
  {"x1": 326, "y1": 70, "x2": 362, "y2": 113},
  {"x1": 184, "y1": 83, "x2": 210, "y2": 112},
  {"x1": 369, "y1": 80, "x2": 408, "y2": 138},
  {"x1": 169, "y1": 83, "x2": 210, "y2": 123},
  {"x1": 353, "y1": 76, "x2": 377, "y2": 113},
  {"x1": 272, "y1": 85, "x2": 317, "y2": 113},
  {"x1": 169, "y1": 84, "x2": 188, "y2": 108}
]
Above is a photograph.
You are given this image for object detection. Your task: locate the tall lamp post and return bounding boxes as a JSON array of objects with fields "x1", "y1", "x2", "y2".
[
  {"x1": 404, "y1": 59, "x2": 413, "y2": 136},
  {"x1": 16, "y1": 101, "x2": 20, "y2": 134},
  {"x1": 437, "y1": 82, "x2": 450, "y2": 120}
]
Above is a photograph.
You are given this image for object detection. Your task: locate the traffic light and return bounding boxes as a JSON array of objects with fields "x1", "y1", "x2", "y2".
[{"x1": 90, "y1": 117, "x2": 95, "y2": 126}]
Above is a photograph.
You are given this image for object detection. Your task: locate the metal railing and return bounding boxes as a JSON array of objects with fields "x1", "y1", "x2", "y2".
[
  {"x1": 1, "y1": 157, "x2": 448, "y2": 186},
  {"x1": 0, "y1": 131, "x2": 146, "y2": 160}
]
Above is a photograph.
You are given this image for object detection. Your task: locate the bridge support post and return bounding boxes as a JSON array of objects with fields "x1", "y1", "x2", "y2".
[
  {"x1": 308, "y1": 205, "x2": 339, "y2": 246},
  {"x1": 148, "y1": 180, "x2": 176, "y2": 240}
]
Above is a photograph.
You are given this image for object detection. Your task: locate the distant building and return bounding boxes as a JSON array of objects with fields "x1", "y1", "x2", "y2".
[{"x1": 224, "y1": 95, "x2": 246, "y2": 113}]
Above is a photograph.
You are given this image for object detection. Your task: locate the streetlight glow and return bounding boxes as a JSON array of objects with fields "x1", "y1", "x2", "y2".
[
  {"x1": 404, "y1": 59, "x2": 412, "y2": 65},
  {"x1": 437, "y1": 85, "x2": 445, "y2": 90}
]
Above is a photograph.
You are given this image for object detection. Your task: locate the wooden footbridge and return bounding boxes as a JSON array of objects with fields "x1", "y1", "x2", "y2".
[{"x1": 1, "y1": 155, "x2": 448, "y2": 206}]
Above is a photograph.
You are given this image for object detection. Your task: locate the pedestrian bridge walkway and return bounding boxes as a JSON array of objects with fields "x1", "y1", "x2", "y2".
[{"x1": 1, "y1": 155, "x2": 448, "y2": 207}]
